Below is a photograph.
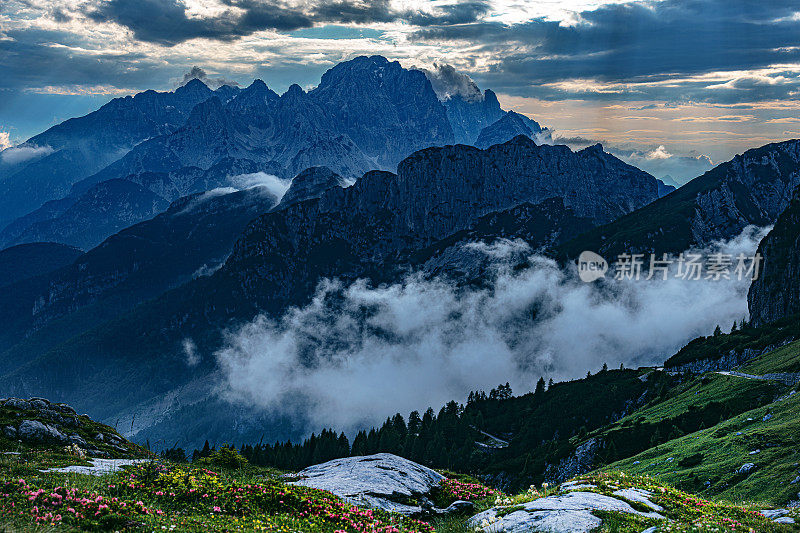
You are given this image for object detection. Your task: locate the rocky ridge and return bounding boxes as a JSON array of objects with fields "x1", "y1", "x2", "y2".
[
  {"x1": 0, "y1": 397, "x2": 141, "y2": 458},
  {"x1": 748, "y1": 185, "x2": 800, "y2": 325}
]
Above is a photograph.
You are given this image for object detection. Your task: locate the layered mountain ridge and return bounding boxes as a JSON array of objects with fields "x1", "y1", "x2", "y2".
[
  {"x1": 0, "y1": 80, "x2": 229, "y2": 226},
  {"x1": 0, "y1": 135, "x2": 663, "y2": 444},
  {"x1": 1, "y1": 56, "x2": 544, "y2": 251}
]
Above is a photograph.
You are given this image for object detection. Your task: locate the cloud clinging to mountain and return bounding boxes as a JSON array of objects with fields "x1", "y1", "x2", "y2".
[{"x1": 215, "y1": 226, "x2": 769, "y2": 433}]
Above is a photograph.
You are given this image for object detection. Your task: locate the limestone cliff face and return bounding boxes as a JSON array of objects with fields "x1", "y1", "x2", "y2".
[
  {"x1": 276, "y1": 167, "x2": 349, "y2": 210},
  {"x1": 393, "y1": 136, "x2": 659, "y2": 240},
  {"x1": 559, "y1": 139, "x2": 800, "y2": 259},
  {"x1": 748, "y1": 185, "x2": 800, "y2": 325},
  {"x1": 442, "y1": 89, "x2": 506, "y2": 145},
  {"x1": 221, "y1": 136, "x2": 661, "y2": 311},
  {"x1": 690, "y1": 140, "x2": 800, "y2": 245}
]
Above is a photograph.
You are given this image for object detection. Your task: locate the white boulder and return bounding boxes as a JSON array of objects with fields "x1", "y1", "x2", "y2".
[
  {"x1": 290, "y1": 453, "x2": 445, "y2": 515},
  {"x1": 468, "y1": 491, "x2": 664, "y2": 533}
]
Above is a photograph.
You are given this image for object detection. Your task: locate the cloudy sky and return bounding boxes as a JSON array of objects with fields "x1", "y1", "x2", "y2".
[{"x1": 2, "y1": 0, "x2": 799, "y2": 182}]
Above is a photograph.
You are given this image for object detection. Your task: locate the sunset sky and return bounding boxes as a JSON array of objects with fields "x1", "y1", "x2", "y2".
[{"x1": 2, "y1": 0, "x2": 800, "y2": 182}]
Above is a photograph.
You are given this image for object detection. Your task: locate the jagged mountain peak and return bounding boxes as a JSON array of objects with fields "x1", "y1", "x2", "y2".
[
  {"x1": 579, "y1": 143, "x2": 606, "y2": 155},
  {"x1": 484, "y1": 89, "x2": 499, "y2": 105},
  {"x1": 247, "y1": 79, "x2": 268, "y2": 89},
  {"x1": 277, "y1": 166, "x2": 348, "y2": 210},
  {"x1": 238, "y1": 78, "x2": 278, "y2": 99},
  {"x1": 475, "y1": 113, "x2": 540, "y2": 148},
  {"x1": 175, "y1": 78, "x2": 213, "y2": 99},
  {"x1": 283, "y1": 83, "x2": 306, "y2": 98},
  {"x1": 314, "y1": 55, "x2": 428, "y2": 93}
]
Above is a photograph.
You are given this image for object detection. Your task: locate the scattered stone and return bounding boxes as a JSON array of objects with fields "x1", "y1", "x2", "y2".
[
  {"x1": 612, "y1": 488, "x2": 663, "y2": 512},
  {"x1": 2, "y1": 425, "x2": 17, "y2": 439},
  {"x1": 775, "y1": 516, "x2": 796, "y2": 524},
  {"x1": 560, "y1": 481, "x2": 597, "y2": 492},
  {"x1": 41, "y1": 458, "x2": 149, "y2": 476},
  {"x1": 18, "y1": 420, "x2": 68, "y2": 444},
  {"x1": 736, "y1": 463, "x2": 756, "y2": 475},
  {"x1": 468, "y1": 491, "x2": 664, "y2": 532},
  {"x1": 763, "y1": 414, "x2": 773, "y2": 422},
  {"x1": 791, "y1": 476, "x2": 800, "y2": 484},
  {"x1": 3, "y1": 398, "x2": 31, "y2": 410},
  {"x1": 290, "y1": 453, "x2": 446, "y2": 515},
  {"x1": 749, "y1": 449, "x2": 761, "y2": 455},
  {"x1": 436, "y1": 500, "x2": 474, "y2": 515},
  {"x1": 761, "y1": 509, "x2": 790, "y2": 519}
]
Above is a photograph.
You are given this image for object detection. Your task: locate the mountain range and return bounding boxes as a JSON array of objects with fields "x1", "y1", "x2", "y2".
[
  {"x1": 0, "y1": 56, "x2": 546, "y2": 251},
  {"x1": 1, "y1": 55, "x2": 799, "y2": 452}
]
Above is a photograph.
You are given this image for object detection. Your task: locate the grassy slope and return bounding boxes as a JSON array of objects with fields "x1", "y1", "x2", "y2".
[
  {"x1": 594, "y1": 325, "x2": 800, "y2": 505},
  {"x1": 742, "y1": 339, "x2": 800, "y2": 374},
  {"x1": 607, "y1": 384, "x2": 800, "y2": 506},
  {"x1": 1, "y1": 449, "x2": 795, "y2": 533}
]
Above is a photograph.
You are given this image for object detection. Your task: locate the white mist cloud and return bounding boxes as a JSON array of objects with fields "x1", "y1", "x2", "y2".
[
  {"x1": 0, "y1": 131, "x2": 11, "y2": 151},
  {"x1": 182, "y1": 338, "x2": 200, "y2": 367},
  {"x1": 230, "y1": 172, "x2": 292, "y2": 201},
  {"x1": 176, "y1": 187, "x2": 238, "y2": 214},
  {"x1": 215, "y1": 226, "x2": 769, "y2": 433},
  {"x1": 1, "y1": 144, "x2": 54, "y2": 165},
  {"x1": 416, "y1": 63, "x2": 484, "y2": 102}
]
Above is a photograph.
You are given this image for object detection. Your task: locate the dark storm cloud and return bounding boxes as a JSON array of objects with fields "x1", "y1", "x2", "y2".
[
  {"x1": 315, "y1": 0, "x2": 488, "y2": 25},
  {"x1": 84, "y1": 0, "x2": 489, "y2": 46},
  {"x1": 417, "y1": 0, "x2": 800, "y2": 102},
  {"x1": 179, "y1": 66, "x2": 240, "y2": 89},
  {"x1": 312, "y1": 0, "x2": 398, "y2": 24},
  {"x1": 408, "y1": 1, "x2": 490, "y2": 26},
  {"x1": 86, "y1": 0, "x2": 314, "y2": 45},
  {"x1": 0, "y1": 28, "x2": 165, "y2": 90}
]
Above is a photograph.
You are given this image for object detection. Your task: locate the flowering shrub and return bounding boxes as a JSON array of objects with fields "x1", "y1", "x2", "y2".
[
  {"x1": 438, "y1": 478, "x2": 500, "y2": 501},
  {"x1": 0, "y1": 477, "x2": 162, "y2": 529},
  {"x1": 555, "y1": 472, "x2": 786, "y2": 532},
  {"x1": 0, "y1": 461, "x2": 434, "y2": 532}
]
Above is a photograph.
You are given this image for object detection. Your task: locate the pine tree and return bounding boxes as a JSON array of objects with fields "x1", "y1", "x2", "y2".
[
  {"x1": 534, "y1": 377, "x2": 546, "y2": 397},
  {"x1": 408, "y1": 411, "x2": 422, "y2": 435}
]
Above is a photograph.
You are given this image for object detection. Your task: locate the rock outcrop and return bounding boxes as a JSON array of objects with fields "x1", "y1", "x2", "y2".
[
  {"x1": 1, "y1": 397, "x2": 142, "y2": 458},
  {"x1": 276, "y1": 166, "x2": 349, "y2": 210},
  {"x1": 290, "y1": 453, "x2": 449, "y2": 515},
  {"x1": 468, "y1": 490, "x2": 664, "y2": 532}
]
